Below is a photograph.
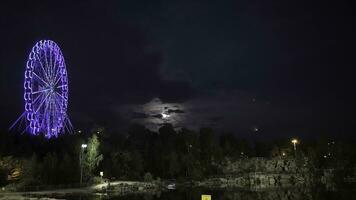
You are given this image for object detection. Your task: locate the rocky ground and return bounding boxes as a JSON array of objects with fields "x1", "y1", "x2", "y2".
[{"x1": 0, "y1": 181, "x2": 161, "y2": 199}]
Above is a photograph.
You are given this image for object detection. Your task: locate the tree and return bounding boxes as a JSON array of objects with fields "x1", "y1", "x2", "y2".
[
  {"x1": 144, "y1": 172, "x2": 153, "y2": 182},
  {"x1": 83, "y1": 134, "x2": 103, "y2": 181},
  {"x1": 41, "y1": 152, "x2": 59, "y2": 184},
  {"x1": 167, "y1": 151, "x2": 180, "y2": 178},
  {"x1": 58, "y1": 153, "x2": 77, "y2": 184},
  {"x1": 199, "y1": 128, "x2": 221, "y2": 175},
  {"x1": 20, "y1": 154, "x2": 40, "y2": 185}
]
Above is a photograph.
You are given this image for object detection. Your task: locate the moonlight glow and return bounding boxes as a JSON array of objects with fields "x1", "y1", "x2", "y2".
[{"x1": 162, "y1": 113, "x2": 170, "y2": 119}]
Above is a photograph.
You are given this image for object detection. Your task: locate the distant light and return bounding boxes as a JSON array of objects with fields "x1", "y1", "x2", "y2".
[
  {"x1": 323, "y1": 155, "x2": 327, "y2": 158},
  {"x1": 81, "y1": 144, "x2": 87, "y2": 148},
  {"x1": 100, "y1": 171, "x2": 104, "y2": 177},
  {"x1": 241, "y1": 152, "x2": 244, "y2": 155},
  {"x1": 162, "y1": 113, "x2": 170, "y2": 119},
  {"x1": 291, "y1": 139, "x2": 298, "y2": 144},
  {"x1": 78, "y1": 130, "x2": 82, "y2": 133},
  {"x1": 97, "y1": 131, "x2": 100, "y2": 134},
  {"x1": 282, "y1": 152, "x2": 286, "y2": 156}
]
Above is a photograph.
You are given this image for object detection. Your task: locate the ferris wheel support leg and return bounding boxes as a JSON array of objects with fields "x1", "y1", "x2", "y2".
[{"x1": 9, "y1": 112, "x2": 26, "y2": 130}]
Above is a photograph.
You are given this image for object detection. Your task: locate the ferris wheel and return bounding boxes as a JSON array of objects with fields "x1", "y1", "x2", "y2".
[{"x1": 14, "y1": 40, "x2": 72, "y2": 138}]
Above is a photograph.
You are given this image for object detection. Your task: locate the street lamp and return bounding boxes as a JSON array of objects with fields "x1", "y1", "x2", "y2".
[
  {"x1": 186, "y1": 144, "x2": 193, "y2": 178},
  {"x1": 291, "y1": 139, "x2": 299, "y2": 157},
  {"x1": 80, "y1": 143, "x2": 87, "y2": 186},
  {"x1": 100, "y1": 171, "x2": 104, "y2": 183}
]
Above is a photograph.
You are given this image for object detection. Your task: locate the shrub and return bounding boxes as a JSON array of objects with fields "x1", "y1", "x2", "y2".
[
  {"x1": 0, "y1": 168, "x2": 8, "y2": 186},
  {"x1": 143, "y1": 172, "x2": 153, "y2": 182}
]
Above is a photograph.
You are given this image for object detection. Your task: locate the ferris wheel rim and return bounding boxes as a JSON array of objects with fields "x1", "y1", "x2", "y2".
[{"x1": 24, "y1": 40, "x2": 69, "y2": 137}]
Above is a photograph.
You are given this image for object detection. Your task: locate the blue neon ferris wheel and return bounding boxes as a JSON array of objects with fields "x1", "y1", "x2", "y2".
[{"x1": 22, "y1": 40, "x2": 72, "y2": 138}]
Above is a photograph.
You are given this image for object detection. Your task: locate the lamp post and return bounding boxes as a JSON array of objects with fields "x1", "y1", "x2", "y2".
[
  {"x1": 291, "y1": 139, "x2": 298, "y2": 157},
  {"x1": 80, "y1": 143, "x2": 87, "y2": 186},
  {"x1": 186, "y1": 144, "x2": 192, "y2": 178},
  {"x1": 100, "y1": 171, "x2": 104, "y2": 183}
]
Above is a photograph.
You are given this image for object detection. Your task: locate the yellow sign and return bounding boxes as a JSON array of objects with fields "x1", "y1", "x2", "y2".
[{"x1": 201, "y1": 195, "x2": 211, "y2": 200}]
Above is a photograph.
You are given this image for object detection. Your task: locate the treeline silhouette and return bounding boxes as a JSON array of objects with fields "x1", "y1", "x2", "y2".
[{"x1": 0, "y1": 123, "x2": 355, "y2": 186}]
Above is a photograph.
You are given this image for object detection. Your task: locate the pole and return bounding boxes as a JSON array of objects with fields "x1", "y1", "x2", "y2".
[
  {"x1": 80, "y1": 148, "x2": 83, "y2": 186},
  {"x1": 186, "y1": 144, "x2": 189, "y2": 178},
  {"x1": 293, "y1": 143, "x2": 297, "y2": 157}
]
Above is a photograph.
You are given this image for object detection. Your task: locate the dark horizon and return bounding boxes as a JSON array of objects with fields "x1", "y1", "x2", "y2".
[{"x1": 0, "y1": 0, "x2": 354, "y2": 139}]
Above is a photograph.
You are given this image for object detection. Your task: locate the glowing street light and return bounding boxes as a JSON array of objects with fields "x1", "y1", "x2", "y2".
[
  {"x1": 100, "y1": 171, "x2": 104, "y2": 183},
  {"x1": 80, "y1": 143, "x2": 87, "y2": 185},
  {"x1": 291, "y1": 139, "x2": 299, "y2": 157}
]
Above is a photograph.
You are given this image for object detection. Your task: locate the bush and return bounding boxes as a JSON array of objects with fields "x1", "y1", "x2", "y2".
[
  {"x1": 143, "y1": 172, "x2": 153, "y2": 182},
  {"x1": 92, "y1": 176, "x2": 104, "y2": 184},
  {"x1": 155, "y1": 177, "x2": 161, "y2": 183},
  {"x1": 0, "y1": 168, "x2": 8, "y2": 186}
]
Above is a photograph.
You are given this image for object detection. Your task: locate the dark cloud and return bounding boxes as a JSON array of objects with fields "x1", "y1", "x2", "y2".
[
  {"x1": 0, "y1": 0, "x2": 354, "y2": 138},
  {"x1": 0, "y1": 0, "x2": 195, "y2": 130},
  {"x1": 131, "y1": 112, "x2": 149, "y2": 119},
  {"x1": 209, "y1": 117, "x2": 224, "y2": 123},
  {"x1": 152, "y1": 114, "x2": 163, "y2": 119},
  {"x1": 167, "y1": 109, "x2": 185, "y2": 114}
]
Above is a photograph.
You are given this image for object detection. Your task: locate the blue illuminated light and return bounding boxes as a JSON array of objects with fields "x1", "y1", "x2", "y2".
[{"x1": 19, "y1": 40, "x2": 72, "y2": 138}]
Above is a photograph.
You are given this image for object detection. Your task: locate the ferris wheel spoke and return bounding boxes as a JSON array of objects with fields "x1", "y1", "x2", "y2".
[
  {"x1": 55, "y1": 91, "x2": 67, "y2": 101},
  {"x1": 48, "y1": 50, "x2": 54, "y2": 83},
  {"x1": 54, "y1": 95, "x2": 64, "y2": 110},
  {"x1": 49, "y1": 47, "x2": 54, "y2": 80},
  {"x1": 34, "y1": 92, "x2": 51, "y2": 114},
  {"x1": 32, "y1": 72, "x2": 50, "y2": 86},
  {"x1": 45, "y1": 98, "x2": 56, "y2": 129},
  {"x1": 32, "y1": 92, "x2": 44, "y2": 104},
  {"x1": 48, "y1": 99, "x2": 54, "y2": 124},
  {"x1": 44, "y1": 49, "x2": 51, "y2": 82},
  {"x1": 54, "y1": 93, "x2": 67, "y2": 113},
  {"x1": 51, "y1": 53, "x2": 57, "y2": 82},
  {"x1": 42, "y1": 100, "x2": 50, "y2": 132},
  {"x1": 53, "y1": 67, "x2": 61, "y2": 85},
  {"x1": 53, "y1": 76, "x2": 62, "y2": 87},
  {"x1": 32, "y1": 88, "x2": 51, "y2": 94},
  {"x1": 56, "y1": 84, "x2": 67, "y2": 89},
  {"x1": 53, "y1": 101, "x2": 63, "y2": 118},
  {"x1": 52, "y1": 58, "x2": 58, "y2": 83},
  {"x1": 42, "y1": 97, "x2": 50, "y2": 120},
  {"x1": 35, "y1": 53, "x2": 50, "y2": 82}
]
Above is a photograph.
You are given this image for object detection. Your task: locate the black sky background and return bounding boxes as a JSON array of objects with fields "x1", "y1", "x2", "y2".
[{"x1": 0, "y1": 0, "x2": 354, "y2": 139}]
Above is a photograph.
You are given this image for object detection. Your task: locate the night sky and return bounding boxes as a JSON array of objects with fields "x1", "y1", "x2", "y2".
[{"x1": 0, "y1": 0, "x2": 354, "y2": 138}]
